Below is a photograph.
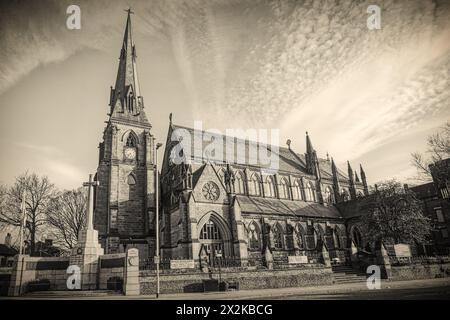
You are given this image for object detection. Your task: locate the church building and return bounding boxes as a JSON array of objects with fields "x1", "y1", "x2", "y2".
[
  {"x1": 159, "y1": 122, "x2": 369, "y2": 266},
  {"x1": 93, "y1": 11, "x2": 157, "y2": 259},
  {"x1": 93, "y1": 12, "x2": 370, "y2": 266}
]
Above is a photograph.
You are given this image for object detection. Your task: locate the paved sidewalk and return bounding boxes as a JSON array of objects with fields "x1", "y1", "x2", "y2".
[
  {"x1": 7, "y1": 277, "x2": 450, "y2": 300},
  {"x1": 138, "y1": 278, "x2": 450, "y2": 300}
]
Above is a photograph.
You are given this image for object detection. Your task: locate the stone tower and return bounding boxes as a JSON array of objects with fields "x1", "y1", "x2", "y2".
[{"x1": 94, "y1": 11, "x2": 155, "y2": 260}]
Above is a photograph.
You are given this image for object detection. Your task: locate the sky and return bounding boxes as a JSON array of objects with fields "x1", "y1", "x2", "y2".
[{"x1": 0, "y1": 0, "x2": 449, "y2": 191}]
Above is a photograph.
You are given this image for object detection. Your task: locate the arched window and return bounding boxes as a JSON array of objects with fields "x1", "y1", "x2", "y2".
[
  {"x1": 305, "y1": 182, "x2": 316, "y2": 202},
  {"x1": 249, "y1": 173, "x2": 261, "y2": 196},
  {"x1": 235, "y1": 171, "x2": 245, "y2": 194},
  {"x1": 293, "y1": 180, "x2": 302, "y2": 200},
  {"x1": 200, "y1": 219, "x2": 224, "y2": 259},
  {"x1": 313, "y1": 225, "x2": 324, "y2": 249},
  {"x1": 217, "y1": 168, "x2": 226, "y2": 185},
  {"x1": 126, "y1": 134, "x2": 136, "y2": 147},
  {"x1": 333, "y1": 227, "x2": 342, "y2": 249},
  {"x1": 127, "y1": 92, "x2": 134, "y2": 112},
  {"x1": 285, "y1": 224, "x2": 294, "y2": 249},
  {"x1": 127, "y1": 174, "x2": 137, "y2": 200},
  {"x1": 264, "y1": 175, "x2": 275, "y2": 198},
  {"x1": 248, "y1": 222, "x2": 261, "y2": 250},
  {"x1": 295, "y1": 224, "x2": 305, "y2": 249},
  {"x1": 273, "y1": 224, "x2": 284, "y2": 249},
  {"x1": 352, "y1": 227, "x2": 363, "y2": 248},
  {"x1": 200, "y1": 220, "x2": 221, "y2": 240},
  {"x1": 279, "y1": 178, "x2": 290, "y2": 199},
  {"x1": 324, "y1": 186, "x2": 334, "y2": 204}
]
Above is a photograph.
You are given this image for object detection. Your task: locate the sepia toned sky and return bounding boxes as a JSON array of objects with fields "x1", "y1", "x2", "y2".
[{"x1": 0, "y1": 0, "x2": 449, "y2": 191}]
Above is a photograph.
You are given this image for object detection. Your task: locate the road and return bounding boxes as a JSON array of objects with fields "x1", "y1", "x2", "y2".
[
  {"x1": 266, "y1": 282, "x2": 450, "y2": 300},
  {"x1": 2, "y1": 278, "x2": 450, "y2": 300}
]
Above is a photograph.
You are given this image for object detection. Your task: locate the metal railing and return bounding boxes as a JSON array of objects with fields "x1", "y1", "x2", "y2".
[
  {"x1": 390, "y1": 255, "x2": 450, "y2": 266},
  {"x1": 139, "y1": 251, "x2": 337, "y2": 271}
]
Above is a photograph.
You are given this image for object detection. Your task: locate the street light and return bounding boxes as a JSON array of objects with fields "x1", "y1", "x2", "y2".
[
  {"x1": 19, "y1": 190, "x2": 26, "y2": 255},
  {"x1": 154, "y1": 141, "x2": 163, "y2": 299}
]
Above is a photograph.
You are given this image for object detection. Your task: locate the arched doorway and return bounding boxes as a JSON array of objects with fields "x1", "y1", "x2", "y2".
[
  {"x1": 199, "y1": 220, "x2": 224, "y2": 261},
  {"x1": 198, "y1": 211, "x2": 234, "y2": 265}
]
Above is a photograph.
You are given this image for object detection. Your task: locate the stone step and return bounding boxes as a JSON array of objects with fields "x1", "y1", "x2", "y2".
[
  {"x1": 25, "y1": 290, "x2": 121, "y2": 297},
  {"x1": 334, "y1": 272, "x2": 366, "y2": 276},
  {"x1": 334, "y1": 275, "x2": 366, "y2": 279},
  {"x1": 334, "y1": 278, "x2": 366, "y2": 284}
]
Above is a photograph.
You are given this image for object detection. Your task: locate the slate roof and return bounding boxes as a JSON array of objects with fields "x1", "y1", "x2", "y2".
[
  {"x1": 171, "y1": 124, "x2": 351, "y2": 181},
  {"x1": 335, "y1": 194, "x2": 378, "y2": 219},
  {"x1": 236, "y1": 195, "x2": 342, "y2": 219}
]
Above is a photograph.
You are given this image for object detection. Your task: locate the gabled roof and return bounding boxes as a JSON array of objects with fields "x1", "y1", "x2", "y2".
[
  {"x1": 169, "y1": 123, "x2": 351, "y2": 181},
  {"x1": 335, "y1": 194, "x2": 377, "y2": 219},
  {"x1": 235, "y1": 195, "x2": 342, "y2": 219},
  {"x1": 192, "y1": 164, "x2": 206, "y2": 188}
]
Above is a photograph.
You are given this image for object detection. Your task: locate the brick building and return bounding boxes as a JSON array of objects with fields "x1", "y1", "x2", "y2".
[{"x1": 411, "y1": 158, "x2": 450, "y2": 255}]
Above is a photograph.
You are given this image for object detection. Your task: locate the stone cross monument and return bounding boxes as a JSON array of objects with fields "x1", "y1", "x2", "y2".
[{"x1": 69, "y1": 174, "x2": 104, "y2": 290}]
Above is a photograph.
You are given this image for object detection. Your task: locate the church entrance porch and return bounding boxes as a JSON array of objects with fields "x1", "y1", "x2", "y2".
[
  {"x1": 196, "y1": 213, "x2": 234, "y2": 262},
  {"x1": 199, "y1": 220, "x2": 225, "y2": 261}
]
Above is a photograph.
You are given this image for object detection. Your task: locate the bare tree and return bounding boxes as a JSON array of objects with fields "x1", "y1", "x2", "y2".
[
  {"x1": 46, "y1": 188, "x2": 87, "y2": 250},
  {"x1": 361, "y1": 180, "x2": 431, "y2": 245},
  {"x1": 411, "y1": 122, "x2": 450, "y2": 181},
  {"x1": 0, "y1": 172, "x2": 57, "y2": 255}
]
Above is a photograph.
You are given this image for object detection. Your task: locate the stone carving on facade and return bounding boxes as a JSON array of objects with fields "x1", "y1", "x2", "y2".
[{"x1": 202, "y1": 181, "x2": 220, "y2": 201}]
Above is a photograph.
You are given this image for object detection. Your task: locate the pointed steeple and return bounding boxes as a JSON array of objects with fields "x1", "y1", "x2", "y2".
[
  {"x1": 306, "y1": 131, "x2": 314, "y2": 155},
  {"x1": 305, "y1": 131, "x2": 316, "y2": 175},
  {"x1": 347, "y1": 161, "x2": 353, "y2": 179},
  {"x1": 347, "y1": 161, "x2": 356, "y2": 200},
  {"x1": 360, "y1": 164, "x2": 369, "y2": 196},
  {"x1": 331, "y1": 157, "x2": 341, "y2": 203},
  {"x1": 355, "y1": 171, "x2": 360, "y2": 183},
  {"x1": 108, "y1": 9, "x2": 149, "y2": 125}
]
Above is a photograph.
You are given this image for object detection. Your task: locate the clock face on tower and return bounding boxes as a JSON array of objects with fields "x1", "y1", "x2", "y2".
[{"x1": 124, "y1": 147, "x2": 136, "y2": 160}]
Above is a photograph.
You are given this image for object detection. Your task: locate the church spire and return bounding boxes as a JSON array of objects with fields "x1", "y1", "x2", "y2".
[
  {"x1": 331, "y1": 157, "x2": 341, "y2": 203},
  {"x1": 347, "y1": 161, "x2": 356, "y2": 200},
  {"x1": 306, "y1": 131, "x2": 314, "y2": 155},
  {"x1": 109, "y1": 9, "x2": 148, "y2": 124},
  {"x1": 305, "y1": 131, "x2": 316, "y2": 175},
  {"x1": 360, "y1": 164, "x2": 369, "y2": 196}
]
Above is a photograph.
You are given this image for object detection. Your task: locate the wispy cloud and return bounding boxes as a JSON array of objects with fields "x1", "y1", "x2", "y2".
[
  {"x1": 12, "y1": 141, "x2": 84, "y2": 188},
  {"x1": 0, "y1": 0, "x2": 449, "y2": 186}
]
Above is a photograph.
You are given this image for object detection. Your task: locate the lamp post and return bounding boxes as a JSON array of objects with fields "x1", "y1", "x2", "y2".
[
  {"x1": 18, "y1": 190, "x2": 26, "y2": 255},
  {"x1": 154, "y1": 141, "x2": 163, "y2": 298}
]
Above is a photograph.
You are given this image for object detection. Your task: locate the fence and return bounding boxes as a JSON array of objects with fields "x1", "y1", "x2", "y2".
[
  {"x1": 139, "y1": 252, "x2": 328, "y2": 271},
  {"x1": 390, "y1": 255, "x2": 450, "y2": 266}
]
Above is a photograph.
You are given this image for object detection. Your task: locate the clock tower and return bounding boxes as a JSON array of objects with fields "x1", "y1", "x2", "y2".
[{"x1": 94, "y1": 11, "x2": 156, "y2": 260}]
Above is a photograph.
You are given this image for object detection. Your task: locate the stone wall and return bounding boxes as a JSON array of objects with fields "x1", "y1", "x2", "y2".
[
  {"x1": 98, "y1": 253, "x2": 126, "y2": 290},
  {"x1": 390, "y1": 263, "x2": 450, "y2": 281},
  {"x1": 0, "y1": 268, "x2": 12, "y2": 296},
  {"x1": 7, "y1": 250, "x2": 138, "y2": 296},
  {"x1": 8, "y1": 255, "x2": 71, "y2": 295},
  {"x1": 140, "y1": 266, "x2": 333, "y2": 295}
]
